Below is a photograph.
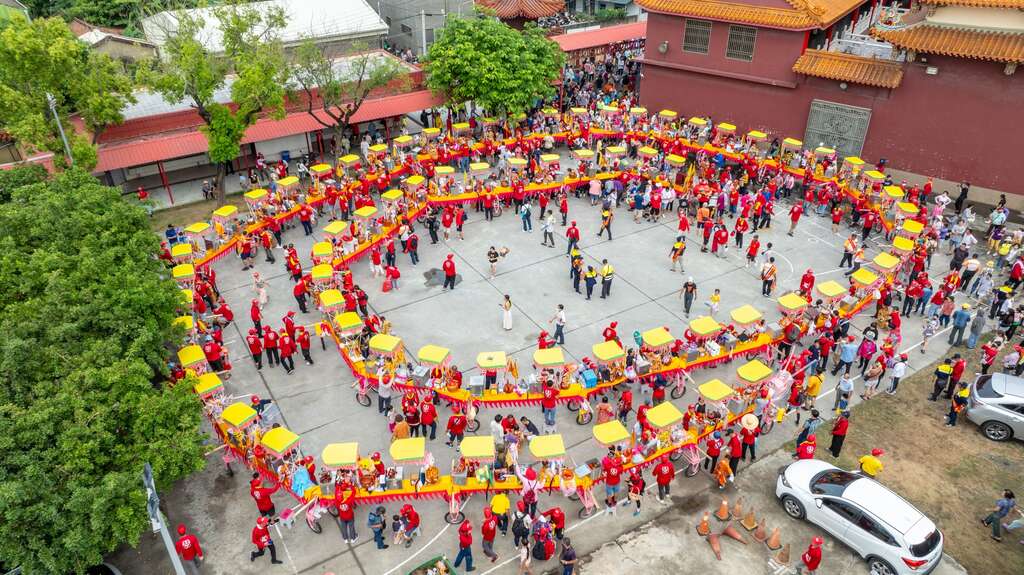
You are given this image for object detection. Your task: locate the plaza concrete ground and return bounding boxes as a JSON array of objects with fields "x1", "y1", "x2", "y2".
[{"x1": 116, "y1": 183, "x2": 982, "y2": 574}]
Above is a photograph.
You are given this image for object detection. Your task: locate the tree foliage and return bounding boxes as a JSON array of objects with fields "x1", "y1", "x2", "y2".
[
  {"x1": 0, "y1": 15, "x2": 136, "y2": 169},
  {"x1": 0, "y1": 164, "x2": 48, "y2": 203},
  {"x1": 291, "y1": 40, "x2": 410, "y2": 143},
  {"x1": 0, "y1": 170, "x2": 206, "y2": 575},
  {"x1": 137, "y1": 3, "x2": 289, "y2": 202},
  {"x1": 425, "y1": 12, "x2": 563, "y2": 116},
  {"x1": 21, "y1": 0, "x2": 199, "y2": 33}
]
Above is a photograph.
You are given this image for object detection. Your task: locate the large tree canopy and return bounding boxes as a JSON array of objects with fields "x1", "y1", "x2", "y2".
[
  {"x1": 0, "y1": 170, "x2": 206, "y2": 574},
  {"x1": 424, "y1": 12, "x2": 563, "y2": 116}
]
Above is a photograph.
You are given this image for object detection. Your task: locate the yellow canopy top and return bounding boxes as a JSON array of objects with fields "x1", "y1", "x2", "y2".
[
  {"x1": 844, "y1": 156, "x2": 865, "y2": 166},
  {"x1": 851, "y1": 267, "x2": 879, "y2": 286},
  {"x1": 390, "y1": 437, "x2": 426, "y2": 463},
  {"x1": 368, "y1": 143, "x2": 388, "y2": 153},
  {"x1": 729, "y1": 304, "x2": 762, "y2": 325},
  {"x1": 892, "y1": 236, "x2": 916, "y2": 252},
  {"x1": 213, "y1": 204, "x2": 238, "y2": 218},
  {"x1": 177, "y1": 344, "x2": 204, "y2": 367},
  {"x1": 688, "y1": 117, "x2": 707, "y2": 126},
  {"x1": 896, "y1": 202, "x2": 920, "y2": 215},
  {"x1": 638, "y1": 146, "x2": 658, "y2": 156},
  {"x1": 369, "y1": 333, "x2": 402, "y2": 354},
  {"x1": 508, "y1": 157, "x2": 527, "y2": 166},
  {"x1": 884, "y1": 185, "x2": 905, "y2": 199},
  {"x1": 312, "y1": 241, "x2": 333, "y2": 257},
  {"x1": 172, "y1": 263, "x2": 195, "y2": 279},
  {"x1": 541, "y1": 107, "x2": 558, "y2": 115},
  {"x1": 901, "y1": 219, "x2": 924, "y2": 234},
  {"x1": 311, "y1": 264, "x2": 334, "y2": 280},
  {"x1": 592, "y1": 340, "x2": 625, "y2": 362},
  {"x1": 469, "y1": 162, "x2": 490, "y2": 172},
  {"x1": 173, "y1": 315, "x2": 194, "y2": 332},
  {"x1": 689, "y1": 316, "x2": 723, "y2": 336},
  {"x1": 184, "y1": 221, "x2": 211, "y2": 234},
  {"x1": 642, "y1": 327, "x2": 673, "y2": 348},
  {"x1": 381, "y1": 189, "x2": 403, "y2": 202},
  {"x1": 476, "y1": 351, "x2": 507, "y2": 370},
  {"x1": 570, "y1": 107, "x2": 588, "y2": 115},
  {"x1": 737, "y1": 360, "x2": 772, "y2": 383},
  {"x1": 452, "y1": 122, "x2": 470, "y2": 131},
  {"x1": 423, "y1": 127, "x2": 441, "y2": 137},
  {"x1": 435, "y1": 165, "x2": 454, "y2": 175},
  {"x1": 573, "y1": 149, "x2": 595, "y2": 159},
  {"x1": 605, "y1": 145, "x2": 626, "y2": 155},
  {"x1": 533, "y1": 347, "x2": 565, "y2": 368},
  {"x1": 353, "y1": 206, "x2": 378, "y2": 219},
  {"x1": 417, "y1": 344, "x2": 450, "y2": 366},
  {"x1": 816, "y1": 280, "x2": 846, "y2": 299},
  {"x1": 592, "y1": 420, "x2": 630, "y2": 446},
  {"x1": 277, "y1": 176, "x2": 300, "y2": 188},
  {"x1": 747, "y1": 130, "x2": 767, "y2": 140},
  {"x1": 321, "y1": 442, "x2": 359, "y2": 469},
  {"x1": 699, "y1": 379, "x2": 735, "y2": 401},
  {"x1": 319, "y1": 289, "x2": 344, "y2": 309},
  {"x1": 171, "y1": 243, "x2": 193, "y2": 258},
  {"x1": 645, "y1": 401, "x2": 683, "y2": 429},
  {"x1": 872, "y1": 252, "x2": 901, "y2": 271},
  {"x1": 658, "y1": 109, "x2": 677, "y2": 118},
  {"x1": 405, "y1": 174, "x2": 425, "y2": 186},
  {"x1": 782, "y1": 137, "x2": 802, "y2": 147},
  {"x1": 221, "y1": 402, "x2": 257, "y2": 428},
  {"x1": 394, "y1": 135, "x2": 413, "y2": 145},
  {"x1": 193, "y1": 372, "x2": 223, "y2": 397},
  {"x1": 814, "y1": 146, "x2": 835, "y2": 156},
  {"x1": 529, "y1": 434, "x2": 566, "y2": 459},
  {"x1": 666, "y1": 154, "x2": 687, "y2": 165},
  {"x1": 717, "y1": 122, "x2": 736, "y2": 132},
  {"x1": 338, "y1": 154, "x2": 360, "y2": 165},
  {"x1": 539, "y1": 154, "x2": 559, "y2": 163},
  {"x1": 333, "y1": 311, "x2": 363, "y2": 333},
  {"x1": 863, "y1": 170, "x2": 885, "y2": 182},
  {"x1": 599, "y1": 104, "x2": 618, "y2": 113},
  {"x1": 778, "y1": 292, "x2": 808, "y2": 312},
  {"x1": 244, "y1": 188, "x2": 268, "y2": 200},
  {"x1": 323, "y1": 220, "x2": 347, "y2": 236},
  {"x1": 261, "y1": 427, "x2": 300, "y2": 458},
  {"x1": 460, "y1": 436, "x2": 496, "y2": 461}
]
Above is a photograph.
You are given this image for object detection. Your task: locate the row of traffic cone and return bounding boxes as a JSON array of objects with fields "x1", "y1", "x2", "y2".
[{"x1": 697, "y1": 497, "x2": 790, "y2": 564}]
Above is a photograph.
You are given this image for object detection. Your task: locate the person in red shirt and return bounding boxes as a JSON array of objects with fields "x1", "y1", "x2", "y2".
[
  {"x1": 401, "y1": 504, "x2": 421, "y2": 545},
  {"x1": 279, "y1": 329, "x2": 296, "y2": 374},
  {"x1": 250, "y1": 475, "x2": 280, "y2": 517},
  {"x1": 481, "y1": 507, "x2": 499, "y2": 562},
  {"x1": 711, "y1": 224, "x2": 729, "y2": 257},
  {"x1": 446, "y1": 405, "x2": 467, "y2": 446},
  {"x1": 262, "y1": 326, "x2": 280, "y2": 368},
  {"x1": 537, "y1": 330, "x2": 553, "y2": 349},
  {"x1": 796, "y1": 434, "x2": 817, "y2": 460},
  {"x1": 618, "y1": 388, "x2": 633, "y2": 424},
  {"x1": 788, "y1": 203, "x2": 803, "y2": 236},
  {"x1": 704, "y1": 431, "x2": 723, "y2": 472},
  {"x1": 245, "y1": 327, "x2": 264, "y2": 370},
  {"x1": 250, "y1": 516, "x2": 282, "y2": 564},
  {"x1": 419, "y1": 397, "x2": 437, "y2": 440},
  {"x1": 202, "y1": 336, "x2": 225, "y2": 372},
  {"x1": 559, "y1": 193, "x2": 569, "y2": 226},
  {"x1": 292, "y1": 280, "x2": 308, "y2": 313},
  {"x1": 652, "y1": 455, "x2": 675, "y2": 503},
  {"x1": 250, "y1": 299, "x2": 262, "y2": 333},
  {"x1": 213, "y1": 299, "x2": 233, "y2": 324},
  {"x1": 740, "y1": 421, "x2": 759, "y2": 461},
  {"x1": 336, "y1": 489, "x2": 358, "y2": 542},
  {"x1": 540, "y1": 380, "x2": 558, "y2": 429},
  {"x1": 733, "y1": 216, "x2": 749, "y2": 248},
  {"x1": 799, "y1": 268, "x2": 816, "y2": 297},
  {"x1": 945, "y1": 353, "x2": 966, "y2": 399},
  {"x1": 295, "y1": 325, "x2": 313, "y2": 366},
  {"x1": 602, "y1": 321, "x2": 619, "y2": 343},
  {"x1": 829, "y1": 411, "x2": 850, "y2": 457},
  {"x1": 453, "y1": 519, "x2": 474, "y2": 571},
  {"x1": 282, "y1": 311, "x2": 297, "y2": 341},
  {"x1": 565, "y1": 220, "x2": 580, "y2": 255},
  {"x1": 801, "y1": 536, "x2": 823, "y2": 574},
  {"x1": 442, "y1": 254, "x2": 457, "y2": 290},
  {"x1": 541, "y1": 506, "x2": 566, "y2": 539},
  {"x1": 174, "y1": 524, "x2": 204, "y2": 574},
  {"x1": 601, "y1": 449, "x2": 624, "y2": 514},
  {"x1": 385, "y1": 264, "x2": 401, "y2": 290},
  {"x1": 726, "y1": 428, "x2": 743, "y2": 476}
]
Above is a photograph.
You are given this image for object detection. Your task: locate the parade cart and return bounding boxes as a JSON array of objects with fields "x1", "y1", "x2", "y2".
[
  {"x1": 736, "y1": 359, "x2": 773, "y2": 388},
  {"x1": 193, "y1": 372, "x2": 224, "y2": 399},
  {"x1": 312, "y1": 241, "x2": 334, "y2": 265},
  {"x1": 171, "y1": 242, "x2": 194, "y2": 264},
  {"x1": 323, "y1": 220, "x2": 348, "y2": 243},
  {"x1": 177, "y1": 343, "x2": 208, "y2": 376},
  {"x1": 452, "y1": 122, "x2": 470, "y2": 135},
  {"x1": 422, "y1": 127, "x2": 441, "y2": 140},
  {"x1": 604, "y1": 145, "x2": 626, "y2": 159},
  {"x1": 899, "y1": 219, "x2": 924, "y2": 240},
  {"x1": 278, "y1": 175, "x2": 301, "y2": 196},
  {"x1": 174, "y1": 314, "x2": 195, "y2": 338},
  {"x1": 895, "y1": 201, "x2": 920, "y2": 218},
  {"x1": 476, "y1": 351, "x2": 508, "y2": 395},
  {"x1": 882, "y1": 185, "x2": 905, "y2": 212},
  {"x1": 816, "y1": 280, "x2": 846, "y2": 303},
  {"x1": 591, "y1": 340, "x2": 625, "y2": 386},
  {"x1": 508, "y1": 157, "x2": 527, "y2": 172},
  {"x1": 892, "y1": 235, "x2": 916, "y2": 255},
  {"x1": 570, "y1": 107, "x2": 588, "y2": 117},
  {"x1": 219, "y1": 402, "x2": 259, "y2": 467},
  {"x1": 592, "y1": 420, "x2": 630, "y2": 448},
  {"x1": 540, "y1": 153, "x2": 560, "y2": 168},
  {"x1": 729, "y1": 304, "x2": 762, "y2": 337},
  {"x1": 645, "y1": 401, "x2": 686, "y2": 463},
  {"x1": 469, "y1": 162, "x2": 490, "y2": 177},
  {"x1": 860, "y1": 170, "x2": 885, "y2": 194},
  {"x1": 311, "y1": 264, "x2": 335, "y2": 292},
  {"x1": 317, "y1": 288, "x2": 344, "y2": 314},
  {"x1": 368, "y1": 143, "x2": 389, "y2": 159},
  {"x1": 814, "y1": 146, "x2": 835, "y2": 158},
  {"x1": 453, "y1": 436, "x2": 495, "y2": 496},
  {"x1": 689, "y1": 316, "x2": 723, "y2": 342},
  {"x1": 480, "y1": 117, "x2": 499, "y2": 128},
  {"x1": 714, "y1": 123, "x2": 735, "y2": 145},
  {"x1": 172, "y1": 263, "x2": 195, "y2": 287},
  {"x1": 389, "y1": 436, "x2": 428, "y2": 491},
  {"x1": 699, "y1": 378, "x2": 738, "y2": 420},
  {"x1": 404, "y1": 175, "x2": 425, "y2": 194},
  {"x1": 244, "y1": 189, "x2": 269, "y2": 217},
  {"x1": 540, "y1": 107, "x2": 558, "y2": 119},
  {"x1": 687, "y1": 117, "x2": 707, "y2": 129},
  {"x1": 418, "y1": 344, "x2": 452, "y2": 393},
  {"x1": 780, "y1": 138, "x2": 802, "y2": 166},
  {"x1": 528, "y1": 433, "x2": 566, "y2": 488},
  {"x1": 184, "y1": 221, "x2": 211, "y2": 253},
  {"x1": 658, "y1": 109, "x2": 678, "y2": 120},
  {"x1": 393, "y1": 135, "x2": 414, "y2": 149},
  {"x1": 777, "y1": 292, "x2": 808, "y2": 318},
  {"x1": 533, "y1": 347, "x2": 567, "y2": 398},
  {"x1": 629, "y1": 107, "x2": 647, "y2": 117},
  {"x1": 599, "y1": 104, "x2": 619, "y2": 117},
  {"x1": 666, "y1": 154, "x2": 686, "y2": 168},
  {"x1": 746, "y1": 130, "x2": 768, "y2": 157},
  {"x1": 333, "y1": 312, "x2": 364, "y2": 338},
  {"x1": 321, "y1": 442, "x2": 359, "y2": 495},
  {"x1": 573, "y1": 149, "x2": 595, "y2": 161},
  {"x1": 339, "y1": 154, "x2": 361, "y2": 169},
  {"x1": 872, "y1": 252, "x2": 901, "y2": 275},
  {"x1": 849, "y1": 268, "x2": 881, "y2": 312}
]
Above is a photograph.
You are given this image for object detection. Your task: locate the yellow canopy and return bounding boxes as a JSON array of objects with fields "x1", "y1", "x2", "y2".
[
  {"x1": 851, "y1": 268, "x2": 879, "y2": 287},
  {"x1": 338, "y1": 154, "x2": 360, "y2": 166},
  {"x1": 570, "y1": 107, "x2": 588, "y2": 115},
  {"x1": 435, "y1": 165, "x2": 454, "y2": 175},
  {"x1": 369, "y1": 333, "x2": 402, "y2": 355},
  {"x1": 312, "y1": 241, "x2": 333, "y2": 257},
  {"x1": 901, "y1": 219, "x2": 924, "y2": 235},
  {"x1": 592, "y1": 340, "x2": 625, "y2": 362},
  {"x1": 729, "y1": 304, "x2": 762, "y2": 325},
  {"x1": 541, "y1": 107, "x2": 558, "y2": 116},
  {"x1": 573, "y1": 149, "x2": 595, "y2": 159},
  {"x1": 333, "y1": 312, "x2": 364, "y2": 334},
  {"x1": 782, "y1": 137, "x2": 802, "y2": 148},
  {"x1": 862, "y1": 170, "x2": 885, "y2": 183},
  {"x1": 221, "y1": 402, "x2": 257, "y2": 428},
  {"x1": 394, "y1": 135, "x2": 413, "y2": 146},
  {"x1": 460, "y1": 436, "x2": 496, "y2": 461},
  {"x1": 185, "y1": 221, "x2": 211, "y2": 234},
  {"x1": 528, "y1": 434, "x2": 565, "y2": 459},
  {"x1": 319, "y1": 289, "x2": 344, "y2": 310},
  {"x1": 816, "y1": 280, "x2": 846, "y2": 299},
  {"x1": 717, "y1": 122, "x2": 736, "y2": 132},
  {"x1": 311, "y1": 264, "x2": 334, "y2": 280},
  {"x1": 469, "y1": 162, "x2": 490, "y2": 173},
  {"x1": 896, "y1": 202, "x2": 920, "y2": 215},
  {"x1": 278, "y1": 175, "x2": 301, "y2": 188},
  {"x1": 689, "y1": 316, "x2": 723, "y2": 336},
  {"x1": 844, "y1": 156, "x2": 865, "y2": 166},
  {"x1": 778, "y1": 292, "x2": 808, "y2": 312},
  {"x1": 737, "y1": 360, "x2": 772, "y2": 384},
  {"x1": 323, "y1": 220, "x2": 347, "y2": 236},
  {"x1": 629, "y1": 106, "x2": 647, "y2": 115},
  {"x1": 213, "y1": 204, "x2": 238, "y2": 218},
  {"x1": 814, "y1": 146, "x2": 835, "y2": 156},
  {"x1": 244, "y1": 189, "x2": 268, "y2": 201},
  {"x1": 452, "y1": 122, "x2": 470, "y2": 132},
  {"x1": 172, "y1": 263, "x2": 195, "y2": 280},
  {"x1": 368, "y1": 143, "x2": 388, "y2": 153},
  {"x1": 381, "y1": 189, "x2": 403, "y2": 202},
  {"x1": 262, "y1": 427, "x2": 300, "y2": 458},
  {"x1": 533, "y1": 347, "x2": 565, "y2": 368},
  {"x1": 417, "y1": 344, "x2": 450, "y2": 366},
  {"x1": 193, "y1": 372, "x2": 223, "y2": 397},
  {"x1": 423, "y1": 127, "x2": 441, "y2": 138},
  {"x1": 637, "y1": 146, "x2": 658, "y2": 157},
  {"x1": 605, "y1": 145, "x2": 626, "y2": 156},
  {"x1": 688, "y1": 117, "x2": 707, "y2": 126},
  {"x1": 642, "y1": 327, "x2": 673, "y2": 348},
  {"x1": 645, "y1": 401, "x2": 683, "y2": 429},
  {"x1": 699, "y1": 379, "x2": 735, "y2": 401},
  {"x1": 173, "y1": 315, "x2": 194, "y2": 332},
  {"x1": 171, "y1": 243, "x2": 193, "y2": 258},
  {"x1": 592, "y1": 420, "x2": 629, "y2": 446},
  {"x1": 747, "y1": 130, "x2": 767, "y2": 141},
  {"x1": 321, "y1": 442, "x2": 359, "y2": 469},
  {"x1": 180, "y1": 289, "x2": 193, "y2": 304},
  {"x1": 892, "y1": 236, "x2": 916, "y2": 253},
  {"x1": 177, "y1": 344, "x2": 205, "y2": 367},
  {"x1": 539, "y1": 154, "x2": 559, "y2": 164},
  {"x1": 353, "y1": 206, "x2": 378, "y2": 219},
  {"x1": 884, "y1": 185, "x2": 905, "y2": 199},
  {"x1": 476, "y1": 351, "x2": 507, "y2": 370},
  {"x1": 599, "y1": 104, "x2": 618, "y2": 114},
  {"x1": 666, "y1": 154, "x2": 686, "y2": 166},
  {"x1": 508, "y1": 157, "x2": 527, "y2": 167},
  {"x1": 389, "y1": 437, "x2": 426, "y2": 463},
  {"x1": 405, "y1": 174, "x2": 425, "y2": 186},
  {"x1": 658, "y1": 109, "x2": 677, "y2": 118},
  {"x1": 872, "y1": 252, "x2": 901, "y2": 271}
]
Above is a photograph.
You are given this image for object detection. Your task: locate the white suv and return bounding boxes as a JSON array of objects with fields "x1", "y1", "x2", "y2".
[{"x1": 776, "y1": 460, "x2": 943, "y2": 575}]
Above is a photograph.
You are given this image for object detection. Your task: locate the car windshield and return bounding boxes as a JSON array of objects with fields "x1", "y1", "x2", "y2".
[
  {"x1": 975, "y1": 375, "x2": 1002, "y2": 399},
  {"x1": 810, "y1": 469, "x2": 861, "y2": 496},
  {"x1": 910, "y1": 529, "x2": 941, "y2": 557}
]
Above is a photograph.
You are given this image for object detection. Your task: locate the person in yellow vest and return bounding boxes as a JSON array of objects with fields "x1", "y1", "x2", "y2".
[
  {"x1": 598, "y1": 208, "x2": 614, "y2": 240},
  {"x1": 585, "y1": 266, "x2": 598, "y2": 300},
  {"x1": 600, "y1": 259, "x2": 615, "y2": 299}
]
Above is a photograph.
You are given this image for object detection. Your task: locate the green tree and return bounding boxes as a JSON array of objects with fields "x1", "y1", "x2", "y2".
[
  {"x1": 291, "y1": 40, "x2": 410, "y2": 154},
  {"x1": 0, "y1": 164, "x2": 48, "y2": 203},
  {"x1": 425, "y1": 12, "x2": 563, "y2": 117},
  {"x1": 0, "y1": 15, "x2": 136, "y2": 170},
  {"x1": 0, "y1": 169, "x2": 206, "y2": 574},
  {"x1": 19, "y1": 0, "x2": 199, "y2": 32},
  {"x1": 137, "y1": 3, "x2": 289, "y2": 203}
]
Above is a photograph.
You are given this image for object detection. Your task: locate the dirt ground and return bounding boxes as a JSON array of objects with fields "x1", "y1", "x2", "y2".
[{"x1": 812, "y1": 337, "x2": 1024, "y2": 575}]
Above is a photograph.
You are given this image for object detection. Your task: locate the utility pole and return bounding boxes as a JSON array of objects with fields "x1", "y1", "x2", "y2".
[
  {"x1": 23, "y1": 10, "x2": 75, "y2": 166},
  {"x1": 420, "y1": 10, "x2": 427, "y2": 55},
  {"x1": 143, "y1": 463, "x2": 186, "y2": 575}
]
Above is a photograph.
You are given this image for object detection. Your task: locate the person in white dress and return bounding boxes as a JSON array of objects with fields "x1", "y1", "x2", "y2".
[{"x1": 501, "y1": 295, "x2": 513, "y2": 330}]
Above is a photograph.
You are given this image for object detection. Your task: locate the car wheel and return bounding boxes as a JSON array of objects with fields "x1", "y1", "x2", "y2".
[
  {"x1": 981, "y1": 420, "x2": 1013, "y2": 442},
  {"x1": 867, "y1": 556, "x2": 897, "y2": 575},
  {"x1": 781, "y1": 495, "x2": 805, "y2": 519}
]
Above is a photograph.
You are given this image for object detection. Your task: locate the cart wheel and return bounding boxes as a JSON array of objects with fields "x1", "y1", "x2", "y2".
[
  {"x1": 744, "y1": 350, "x2": 761, "y2": 360},
  {"x1": 355, "y1": 392, "x2": 371, "y2": 407},
  {"x1": 466, "y1": 418, "x2": 480, "y2": 433},
  {"x1": 307, "y1": 519, "x2": 322, "y2": 534},
  {"x1": 566, "y1": 398, "x2": 581, "y2": 412},
  {"x1": 327, "y1": 506, "x2": 339, "y2": 518},
  {"x1": 684, "y1": 463, "x2": 700, "y2": 478},
  {"x1": 669, "y1": 450, "x2": 683, "y2": 462},
  {"x1": 567, "y1": 492, "x2": 580, "y2": 502},
  {"x1": 578, "y1": 506, "x2": 597, "y2": 519},
  {"x1": 575, "y1": 411, "x2": 593, "y2": 425},
  {"x1": 671, "y1": 385, "x2": 685, "y2": 399},
  {"x1": 445, "y1": 511, "x2": 465, "y2": 524}
]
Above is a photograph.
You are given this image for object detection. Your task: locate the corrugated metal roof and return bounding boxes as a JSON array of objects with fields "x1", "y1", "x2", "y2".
[{"x1": 551, "y1": 21, "x2": 647, "y2": 52}]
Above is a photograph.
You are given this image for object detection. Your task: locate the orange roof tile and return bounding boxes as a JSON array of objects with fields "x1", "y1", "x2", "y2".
[
  {"x1": 871, "y1": 24, "x2": 1024, "y2": 64},
  {"x1": 477, "y1": 0, "x2": 565, "y2": 19},
  {"x1": 918, "y1": 0, "x2": 1024, "y2": 8},
  {"x1": 636, "y1": 0, "x2": 864, "y2": 31},
  {"x1": 792, "y1": 49, "x2": 904, "y2": 88}
]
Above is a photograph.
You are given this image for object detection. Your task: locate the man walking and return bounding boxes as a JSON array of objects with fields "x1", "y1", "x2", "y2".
[
  {"x1": 829, "y1": 411, "x2": 850, "y2": 457},
  {"x1": 948, "y1": 303, "x2": 972, "y2": 345},
  {"x1": 368, "y1": 506, "x2": 388, "y2": 549},
  {"x1": 559, "y1": 538, "x2": 578, "y2": 575},
  {"x1": 442, "y1": 254, "x2": 457, "y2": 290},
  {"x1": 798, "y1": 537, "x2": 823, "y2": 574},
  {"x1": 541, "y1": 211, "x2": 556, "y2": 247},
  {"x1": 454, "y1": 519, "x2": 475, "y2": 572},
  {"x1": 550, "y1": 305, "x2": 566, "y2": 345},
  {"x1": 565, "y1": 220, "x2": 580, "y2": 255},
  {"x1": 760, "y1": 257, "x2": 777, "y2": 297},
  {"x1": 839, "y1": 234, "x2": 857, "y2": 268},
  {"x1": 679, "y1": 277, "x2": 697, "y2": 317},
  {"x1": 982, "y1": 490, "x2": 1016, "y2": 542},
  {"x1": 175, "y1": 524, "x2": 204, "y2": 575},
  {"x1": 600, "y1": 259, "x2": 614, "y2": 298},
  {"x1": 598, "y1": 208, "x2": 613, "y2": 240},
  {"x1": 519, "y1": 201, "x2": 532, "y2": 232},
  {"x1": 250, "y1": 516, "x2": 283, "y2": 564}
]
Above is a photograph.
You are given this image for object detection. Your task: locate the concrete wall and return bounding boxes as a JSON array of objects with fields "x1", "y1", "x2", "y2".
[{"x1": 378, "y1": 0, "x2": 447, "y2": 55}]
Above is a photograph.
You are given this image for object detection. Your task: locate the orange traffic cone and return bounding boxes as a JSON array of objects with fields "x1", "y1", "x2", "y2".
[
  {"x1": 721, "y1": 522, "x2": 747, "y2": 544},
  {"x1": 731, "y1": 498, "x2": 743, "y2": 519},
  {"x1": 707, "y1": 532, "x2": 723, "y2": 560},
  {"x1": 696, "y1": 512, "x2": 711, "y2": 536},
  {"x1": 741, "y1": 509, "x2": 757, "y2": 531},
  {"x1": 765, "y1": 526, "x2": 782, "y2": 550},
  {"x1": 753, "y1": 518, "x2": 768, "y2": 542},
  {"x1": 714, "y1": 498, "x2": 730, "y2": 521},
  {"x1": 774, "y1": 543, "x2": 791, "y2": 565}
]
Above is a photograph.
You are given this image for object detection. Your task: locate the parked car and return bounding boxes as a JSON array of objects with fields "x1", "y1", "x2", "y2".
[
  {"x1": 776, "y1": 460, "x2": 943, "y2": 575},
  {"x1": 966, "y1": 372, "x2": 1024, "y2": 442}
]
